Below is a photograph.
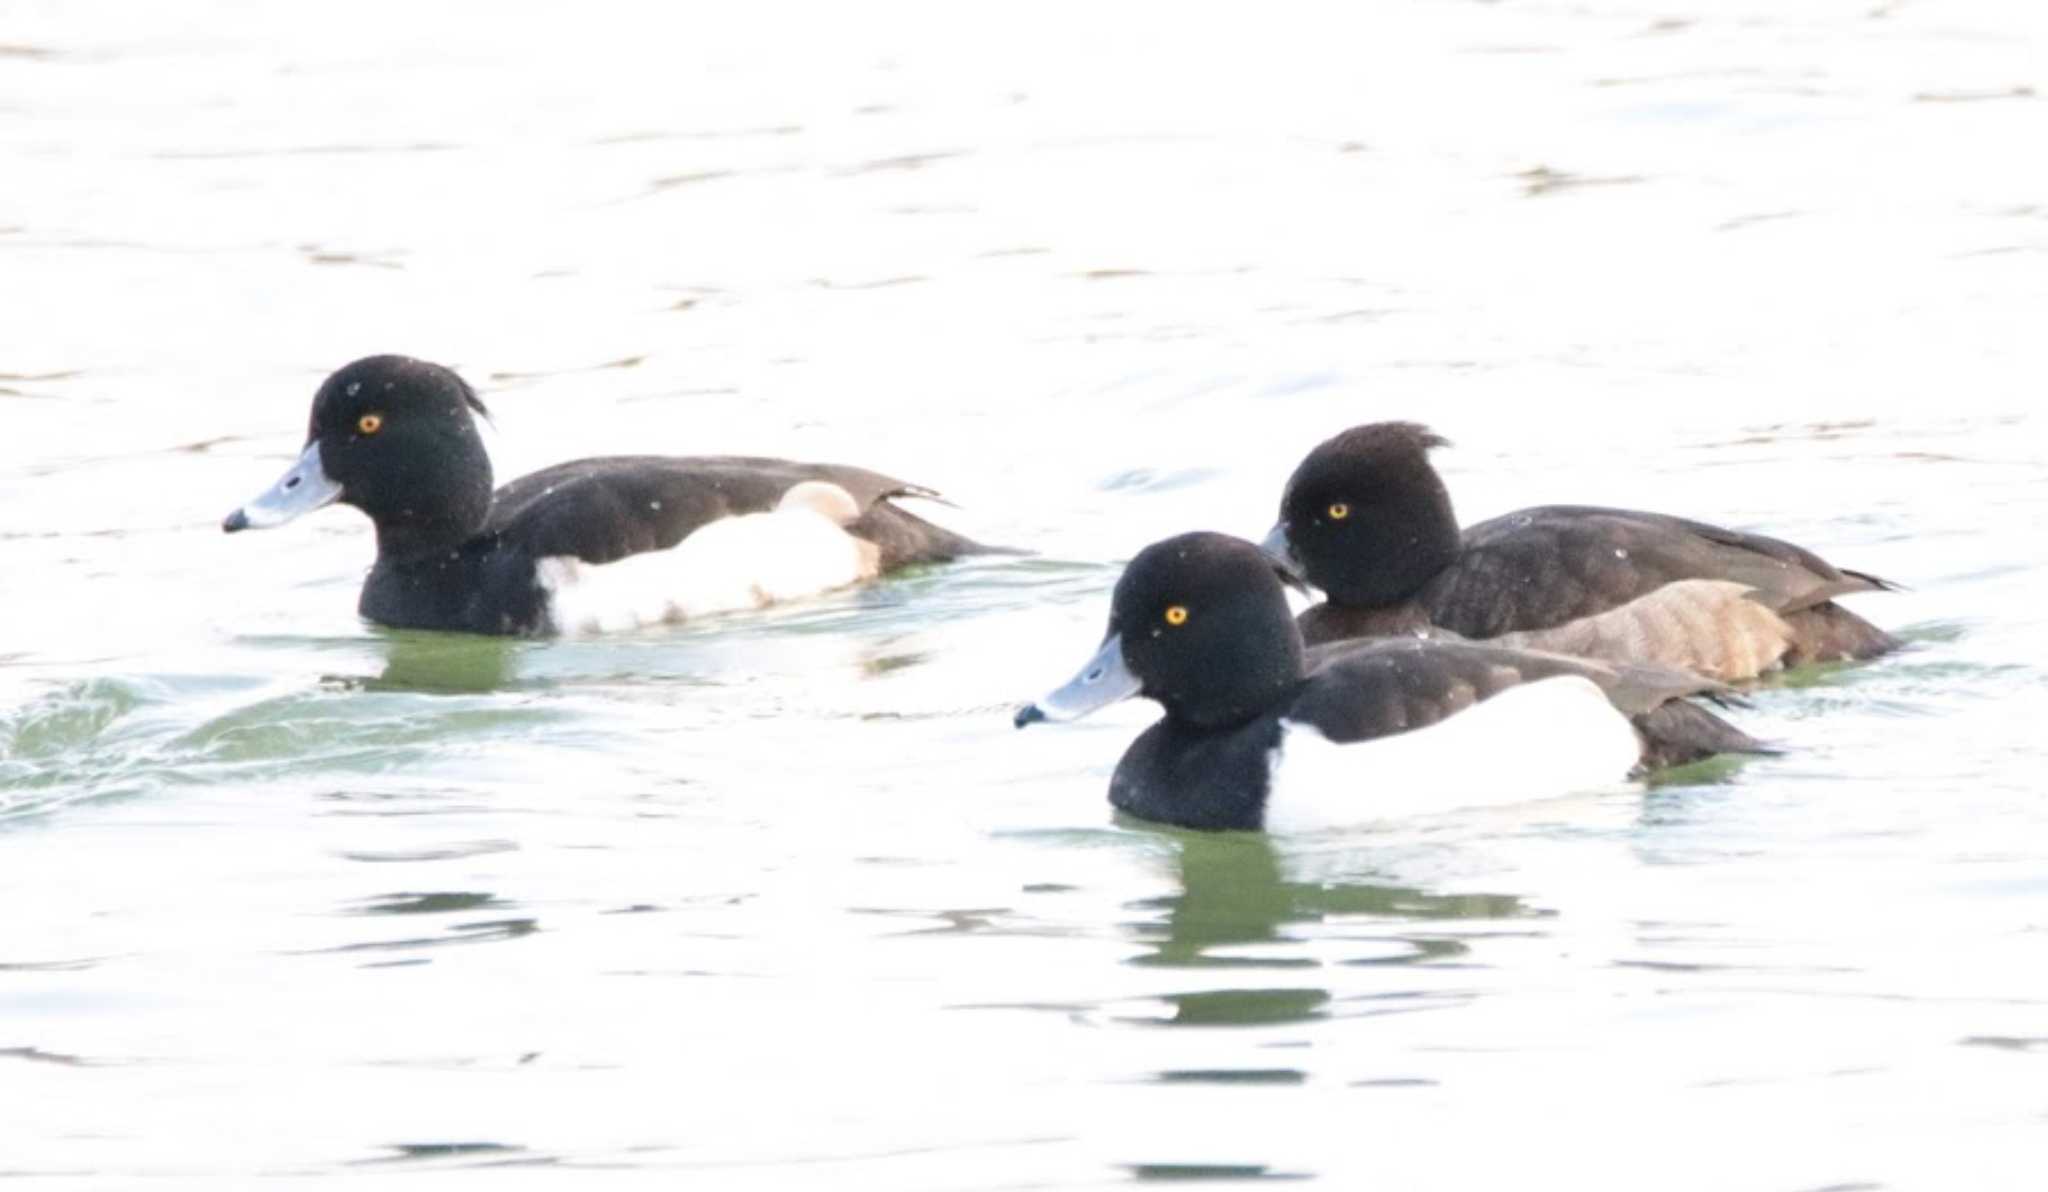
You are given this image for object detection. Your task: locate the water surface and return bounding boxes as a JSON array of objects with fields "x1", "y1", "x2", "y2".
[{"x1": 4, "y1": 2, "x2": 2046, "y2": 1187}]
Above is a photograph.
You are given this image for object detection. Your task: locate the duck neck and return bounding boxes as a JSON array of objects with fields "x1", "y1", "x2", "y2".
[
  {"x1": 363, "y1": 448, "x2": 494, "y2": 563},
  {"x1": 1163, "y1": 634, "x2": 1307, "y2": 732},
  {"x1": 1340, "y1": 476, "x2": 1461, "y2": 608}
]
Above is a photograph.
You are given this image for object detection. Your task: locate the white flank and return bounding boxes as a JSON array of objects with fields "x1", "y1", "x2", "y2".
[
  {"x1": 1260, "y1": 675, "x2": 1641, "y2": 832},
  {"x1": 537, "y1": 483, "x2": 881, "y2": 635}
]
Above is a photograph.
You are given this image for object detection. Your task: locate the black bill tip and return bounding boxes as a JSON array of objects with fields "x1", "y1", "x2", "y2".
[
  {"x1": 1013, "y1": 703, "x2": 1047, "y2": 730},
  {"x1": 222, "y1": 508, "x2": 250, "y2": 533},
  {"x1": 1255, "y1": 525, "x2": 1313, "y2": 595},
  {"x1": 1272, "y1": 564, "x2": 1313, "y2": 597}
]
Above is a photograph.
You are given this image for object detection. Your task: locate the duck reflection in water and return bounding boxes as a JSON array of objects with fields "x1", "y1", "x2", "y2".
[
  {"x1": 349, "y1": 630, "x2": 525, "y2": 694},
  {"x1": 348, "y1": 629, "x2": 725, "y2": 696},
  {"x1": 1125, "y1": 830, "x2": 1529, "y2": 1029}
]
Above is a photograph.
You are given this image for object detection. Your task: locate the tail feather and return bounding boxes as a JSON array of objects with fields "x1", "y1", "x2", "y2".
[
  {"x1": 1840, "y1": 566, "x2": 1906, "y2": 594},
  {"x1": 1631, "y1": 699, "x2": 1778, "y2": 769},
  {"x1": 1781, "y1": 604, "x2": 1902, "y2": 665},
  {"x1": 883, "y1": 483, "x2": 959, "y2": 509},
  {"x1": 854, "y1": 503, "x2": 1019, "y2": 568}
]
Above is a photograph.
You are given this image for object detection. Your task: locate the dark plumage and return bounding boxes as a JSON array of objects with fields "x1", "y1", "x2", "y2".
[
  {"x1": 1265, "y1": 422, "x2": 1899, "y2": 673},
  {"x1": 224, "y1": 355, "x2": 989, "y2": 635},
  {"x1": 1017, "y1": 532, "x2": 1769, "y2": 831},
  {"x1": 476, "y1": 454, "x2": 975, "y2": 573}
]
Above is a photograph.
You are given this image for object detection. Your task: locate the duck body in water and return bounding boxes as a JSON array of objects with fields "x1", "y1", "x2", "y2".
[
  {"x1": 1016, "y1": 532, "x2": 1771, "y2": 832},
  {"x1": 224, "y1": 355, "x2": 991, "y2": 635},
  {"x1": 1261, "y1": 422, "x2": 1899, "y2": 677}
]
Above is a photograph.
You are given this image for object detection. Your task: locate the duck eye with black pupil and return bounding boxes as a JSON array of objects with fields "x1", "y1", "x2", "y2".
[
  {"x1": 1327, "y1": 502, "x2": 1350, "y2": 520},
  {"x1": 357, "y1": 413, "x2": 383, "y2": 435},
  {"x1": 1164, "y1": 605, "x2": 1189, "y2": 626}
]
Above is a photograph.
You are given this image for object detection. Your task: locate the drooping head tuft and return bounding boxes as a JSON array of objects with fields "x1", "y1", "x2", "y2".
[
  {"x1": 1271, "y1": 421, "x2": 1462, "y2": 607},
  {"x1": 301, "y1": 356, "x2": 497, "y2": 557},
  {"x1": 1107, "y1": 531, "x2": 1307, "y2": 729}
]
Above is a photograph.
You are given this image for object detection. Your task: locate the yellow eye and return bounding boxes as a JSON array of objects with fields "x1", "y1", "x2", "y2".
[
  {"x1": 357, "y1": 413, "x2": 384, "y2": 435},
  {"x1": 1164, "y1": 605, "x2": 1189, "y2": 626},
  {"x1": 1327, "y1": 502, "x2": 1350, "y2": 520}
]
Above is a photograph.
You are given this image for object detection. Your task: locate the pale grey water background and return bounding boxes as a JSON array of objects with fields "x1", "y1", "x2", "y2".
[{"x1": 3, "y1": 2, "x2": 2047, "y2": 1187}]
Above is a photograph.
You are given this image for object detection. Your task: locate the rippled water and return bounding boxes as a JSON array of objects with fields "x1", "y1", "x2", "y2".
[{"x1": 5, "y1": 2, "x2": 2047, "y2": 1186}]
